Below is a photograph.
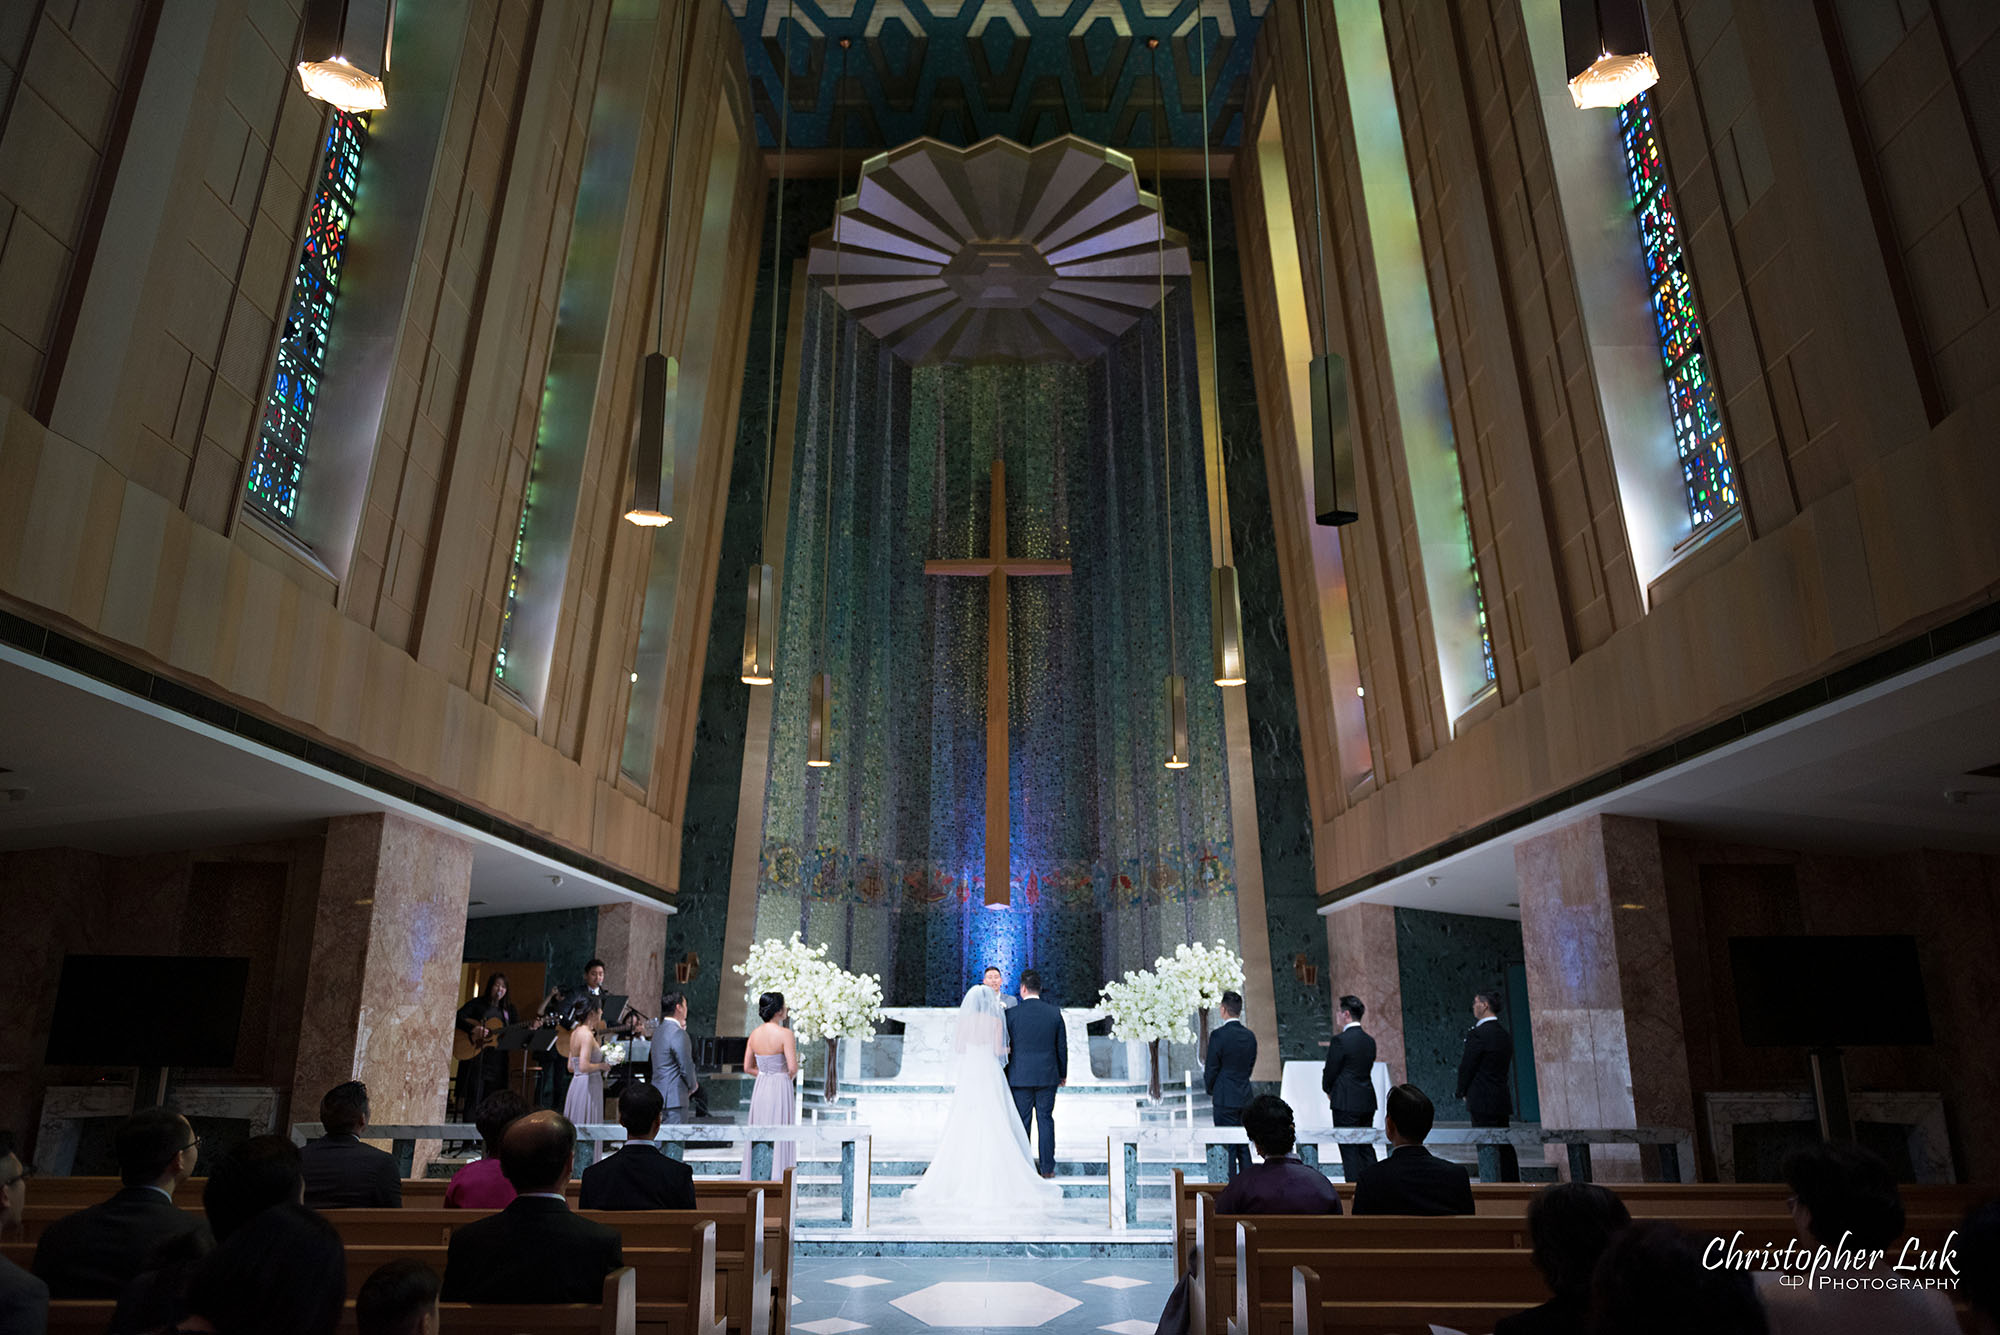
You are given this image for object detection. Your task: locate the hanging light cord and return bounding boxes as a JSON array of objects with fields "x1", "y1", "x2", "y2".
[
  {"x1": 1299, "y1": 0, "x2": 1334, "y2": 358},
  {"x1": 653, "y1": 1, "x2": 691, "y2": 354},
  {"x1": 819, "y1": 36, "x2": 851, "y2": 668},
  {"x1": 1153, "y1": 38, "x2": 1178, "y2": 681},
  {"x1": 758, "y1": 0, "x2": 795, "y2": 565},
  {"x1": 1196, "y1": 5, "x2": 1230, "y2": 564}
]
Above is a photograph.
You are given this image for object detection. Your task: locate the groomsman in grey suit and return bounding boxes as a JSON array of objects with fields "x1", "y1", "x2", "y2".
[{"x1": 650, "y1": 991, "x2": 699, "y2": 1124}]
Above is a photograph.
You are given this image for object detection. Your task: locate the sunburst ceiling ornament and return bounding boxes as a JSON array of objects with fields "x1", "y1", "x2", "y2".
[{"x1": 806, "y1": 136, "x2": 1191, "y2": 366}]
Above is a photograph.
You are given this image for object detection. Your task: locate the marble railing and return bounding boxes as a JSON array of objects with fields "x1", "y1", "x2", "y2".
[
  {"x1": 1104, "y1": 1123, "x2": 1698, "y2": 1228},
  {"x1": 290, "y1": 1122, "x2": 875, "y2": 1226}
]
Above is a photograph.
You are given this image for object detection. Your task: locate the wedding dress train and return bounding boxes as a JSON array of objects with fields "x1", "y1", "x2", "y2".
[{"x1": 900, "y1": 985, "x2": 1064, "y2": 1215}]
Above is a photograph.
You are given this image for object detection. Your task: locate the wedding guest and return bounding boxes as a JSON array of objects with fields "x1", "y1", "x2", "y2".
[
  {"x1": 562, "y1": 1004, "x2": 611, "y2": 1132},
  {"x1": 356, "y1": 1258, "x2": 441, "y2": 1335},
  {"x1": 33, "y1": 1107, "x2": 203, "y2": 1298},
  {"x1": 440, "y1": 1113, "x2": 622, "y2": 1305},
  {"x1": 301, "y1": 1081, "x2": 401, "y2": 1208},
  {"x1": 1351, "y1": 1084, "x2": 1474, "y2": 1216},
  {"x1": 444, "y1": 1090, "x2": 529, "y2": 1209},
  {"x1": 1590, "y1": 1220, "x2": 1765, "y2": 1335},
  {"x1": 580, "y1": 1082, "x2": 695, "y2": 1210},
  {"x1": 741, "y1": 992, "x2": 799, "y2": 1179},
  {"x1": 1755, "y1": 1142, "x2": 1958, "y2": 1335},
  {"x1": 0, "y1": 1132, "x2": 47, "y2": 1335},
  {"x1": 1494, "y1": 1183, "x2": 1631, "y2": 1335},
  {"x1": 167, "y1": 1203, "x2": 346, "y2": 1335},
  {"x1": 110, "y1": 1134, "x2": 303, "y2": 1334}
]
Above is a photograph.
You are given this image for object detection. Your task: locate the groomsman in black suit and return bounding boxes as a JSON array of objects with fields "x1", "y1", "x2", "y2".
[
  {"x1": 1203, "y1": 991, "x2": 1258, "y2": 1178},
  {"x1": 1457, "y1": 991, "x2": 1519, "y2": 1181},
  {"x1": 1321, "y1": 994, "x2": 1378, "y2": 1180}
]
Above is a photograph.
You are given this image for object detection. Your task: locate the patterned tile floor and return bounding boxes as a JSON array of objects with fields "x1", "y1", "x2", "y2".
[{"x1": 791, "y1": 1256, "x2": 1175, "y2": 1335}]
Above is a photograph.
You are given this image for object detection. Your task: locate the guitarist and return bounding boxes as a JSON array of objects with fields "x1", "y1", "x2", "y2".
[{"x1": 454, "y1": 973, "x2": 519, "y2": 1118}]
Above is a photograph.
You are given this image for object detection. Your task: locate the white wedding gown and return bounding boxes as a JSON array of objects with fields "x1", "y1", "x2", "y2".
[{"x1": 900, "y1": 986, "x2": 1064, "y2": 1215}]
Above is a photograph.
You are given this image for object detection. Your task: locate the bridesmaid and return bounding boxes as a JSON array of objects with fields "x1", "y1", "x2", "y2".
[
  {"x1": 740, "y1": 992, "x2": 799, "y2": 1179},
  {"x1": 563, "y1": 1003, "x2": 611, "y2": 1133}
]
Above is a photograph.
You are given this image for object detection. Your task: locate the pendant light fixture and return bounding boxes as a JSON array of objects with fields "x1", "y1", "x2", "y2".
[
  {"x1": 625, "y1": 1, "x2": 693, "y2": 528},
  {"x1": 742, "y1": 0, "x2": 795, "y2": 686},
  {"x1": 806, "y1": 36, "x2": 854, "y2": 770},
  {"x1": 1193, "y1": 11, "x2": 1246, "y2": 688},
  {"x1": 298, "y1": 0, "x2": 392, "y2": 112},
  {"x1": 1150, "y1": 37, "x2": 1190, "y2": 772},
  {"x1": 1300, "y1": 0, "x2": 1359, "y2": 528},
  {"x1": 1562, "y1": 0, "x2": 1660, "y2": 108}
]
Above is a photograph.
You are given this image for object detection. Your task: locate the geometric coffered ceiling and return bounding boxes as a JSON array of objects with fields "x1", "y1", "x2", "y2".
[
  {"x1": 726, "y1": 0, "x2": 1272, "y2": 150},
  {"x1": 807, "y1": 136, "x2": 1190, "y2": 364}
]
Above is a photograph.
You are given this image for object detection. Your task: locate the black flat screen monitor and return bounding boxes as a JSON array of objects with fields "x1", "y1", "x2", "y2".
[
  {"x1": 45, "y1": 955, "x2": 251, "y2": 1068},
  {"x1": 1729, "y1": 935, "x2": 1931, "y2": 1048}
]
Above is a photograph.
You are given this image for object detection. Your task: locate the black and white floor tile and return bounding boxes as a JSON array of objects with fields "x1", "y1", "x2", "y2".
[{"x1": 790, "y1": 1257, "x2": 1175, "y2": 1335}]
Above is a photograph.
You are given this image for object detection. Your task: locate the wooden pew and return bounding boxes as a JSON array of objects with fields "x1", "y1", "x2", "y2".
[
  {"x1": 49, "y1": 1271, "x2": 640, "y2": 1335},
  {"x1": 1227, "y1": 1222, "x2": 1546, "y2": 1335}
]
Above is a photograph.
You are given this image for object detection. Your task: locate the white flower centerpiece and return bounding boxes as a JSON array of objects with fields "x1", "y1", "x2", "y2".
[
  {"x1": 1156, "y1": 940, "x2": 1246, "y2": 1059},
  {"x1": 1098, "y1": 966, "x2": 1201, "y2": 1102},
  {"x1": 733, "y1": 933, "x2": 885, "y2": 1102}
]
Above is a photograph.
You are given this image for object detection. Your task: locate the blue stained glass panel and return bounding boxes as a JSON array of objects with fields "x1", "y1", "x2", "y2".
[{"x1": 246, "y1": 110, "x2": 368, "y2": 526}]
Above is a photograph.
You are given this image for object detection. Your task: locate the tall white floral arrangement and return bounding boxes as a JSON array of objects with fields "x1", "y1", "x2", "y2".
[
  {"x1": 733, "y1": 933, "x2": 884, "y2": 1044},
  {"x1": 1156, "y1": 940, "x2": 1245, "y2": 1011},
  {"x1": 1097, "y1": 967, "x2": 1200, "y2": 1044}
]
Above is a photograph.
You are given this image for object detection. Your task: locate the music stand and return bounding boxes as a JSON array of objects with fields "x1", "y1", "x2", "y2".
[
  {"x1": 600, "y1": 993, "x2": 629, "y2": 1025},
  {"x1": 494, "y1": 1023, "x2": 533, "y2": 1052}
]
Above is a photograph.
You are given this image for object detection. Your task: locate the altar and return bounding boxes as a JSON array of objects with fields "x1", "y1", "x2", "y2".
[{"x1": 863, "y1": 1005, "x2": 1129, "y2": 1086}]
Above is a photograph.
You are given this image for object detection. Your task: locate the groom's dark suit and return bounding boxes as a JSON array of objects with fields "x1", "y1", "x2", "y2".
[{"x1": 1004, "y1": 996, "x2": 1067, "y2": 1177}]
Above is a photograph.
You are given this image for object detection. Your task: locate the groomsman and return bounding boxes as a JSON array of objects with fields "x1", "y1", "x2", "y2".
[
  {"x1": 1203, "y1": 991, "x2": 1258, "y2": 1178},
  {"x1": 1321, "y1": 994, "x2": 1378, "y2": 1180},
  {"x1": 1456, "y1": 991, "x2": 1518, "y2": 1181}
]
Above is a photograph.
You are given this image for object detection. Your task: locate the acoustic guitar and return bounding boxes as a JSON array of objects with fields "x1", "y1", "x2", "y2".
[{"x1": 452, "y1": 1010, "x2": 509, "y2": 1063}]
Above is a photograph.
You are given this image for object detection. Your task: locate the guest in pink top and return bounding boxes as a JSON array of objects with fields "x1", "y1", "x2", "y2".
[{"x1": 445, "y1": 1090, "x2": 530, "y2": 1209}]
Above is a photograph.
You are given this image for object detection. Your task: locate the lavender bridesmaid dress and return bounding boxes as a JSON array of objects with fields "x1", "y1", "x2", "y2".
[{"x1": 741, "y1": 1053, "x2": 796, "y2": 1179}]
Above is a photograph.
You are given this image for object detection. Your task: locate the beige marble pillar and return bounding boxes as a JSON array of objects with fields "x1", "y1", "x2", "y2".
[
  {"x1": 291, "y1": 813, "x2": 473, "y2": 1163},
  {"x1": 1326, "y1": 901, "x2": 1405, "y2": 1084},
  {"x1": 1514, "y1": 814, "x2": 1694, "y2": 1180},
  {"x1": 596, "y1": 901, "x2": 669, "y2": 1019}
]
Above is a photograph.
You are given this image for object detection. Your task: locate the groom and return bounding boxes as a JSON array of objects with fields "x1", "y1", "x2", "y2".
[{"x1": 1004, "y1": 970, "x2": 1067, "y2": 1179}]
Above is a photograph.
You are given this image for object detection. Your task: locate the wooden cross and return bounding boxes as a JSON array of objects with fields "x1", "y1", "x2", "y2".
[{"x1": 924, "y1": 458, "x2": 1071, "y2": 906}]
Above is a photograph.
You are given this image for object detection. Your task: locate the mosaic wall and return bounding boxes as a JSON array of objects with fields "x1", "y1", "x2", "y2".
[
  {"x1": 1394, "y1": 908, "x2": 1541, "y2": 1122},
  {"x1": 462, "y1": 907, "x2": 600, "y2": 997},
  {"x1": 727, "y1": 0, "x2": 1270, "y2": 150},
  {"x1": 751, "y1": 273, "x2": 1239, "y2": 1006}
]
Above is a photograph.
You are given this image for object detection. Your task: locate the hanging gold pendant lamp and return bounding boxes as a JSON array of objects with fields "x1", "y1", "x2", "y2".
[
  {"x1": 807, "y1": 673, "x2": 833, "y2": 768},
  {"x1": 1164, "y1": 674, "x2": 1191, "y2": 770},
  {"x1": 742, "y1": 1, "x2": 795, "y2": 686}
]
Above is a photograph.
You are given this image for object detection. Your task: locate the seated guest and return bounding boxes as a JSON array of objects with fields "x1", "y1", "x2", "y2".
[
  {"x1": 440, "y1": 1111, "x2": 622, "y2": 1304},
  {"x1": 357, "y1": 1258, "x2": 442, "y2": 1335},
  {"x1": 169, "y1": 1202, "x2": 345, "y2": 1335},
  {"x1": 1961, "y1": 1200, "x2": 1999, "y2": 1335},
  {"x1": 1494, "y1": 1182, "x2": 1631, "y2": 1335},
  {"x1": 111, "y1": 1133, "x2": 304, "y2": 1334},
  {"x1": 580, "y1": 1080, "x2": 696, "y2": 1211},
  {"x1": 1755, "y1": 1142, "x2": 1958, "y2": 1335},
  {"x1": 1213, "y1": 1095, "x2": 1341, "y2": 1216},
  {"x1": 32, "y1": 1107, "x2": 203, "y2": 1298},
  {"x1": 301, "y1": 1080, "x2": 402, "y2": 1208},
  {"x1": 445, "y1": 1090, "x2": 530, "y2": 1209},
  {"x1": 1153, "y1": 1096, "x2": 1336, "y2": 1335},
  {"x1": 1591, "y1": 1220, "x2": 1765, "y2": 1335},
  {"x1": 1350, "y1": 1084, "x2": 1475, "y2": 1216},
  {"x1": 0, "y1": 1132, "x2": 48, "y2": 1335}
]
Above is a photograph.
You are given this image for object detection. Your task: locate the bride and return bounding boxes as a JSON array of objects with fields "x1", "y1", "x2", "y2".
[{"x1": 900, "y1": 970, "x2": 1064, "y2": 1213}]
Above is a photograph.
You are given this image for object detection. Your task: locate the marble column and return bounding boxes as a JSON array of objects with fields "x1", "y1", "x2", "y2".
[
  {"x1": 596, "y1": 900, "x2": 669, "y2": 1019},
  {"x1": 1514, "y1": 814, "x2": 1693, "y2": 1180},
  {"x1": 291, "y1": 813, "x2": 473, "y2": 1167},
  {"x1": 1326, "y1": 901, "x2": 1405, "y2": 1083}
]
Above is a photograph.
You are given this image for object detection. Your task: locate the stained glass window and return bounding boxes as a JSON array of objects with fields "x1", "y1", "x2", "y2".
[
  {"x1": 495, "y1": 476, "x2": 532, "y2": 682},
  {"x1": 246, "y1": 110, "x2": 368, "y2": 526},
  {"x1": 1472, "y1": 554, "x2": 1496, "y2": 685},
  {"x1": 1618, "y1": 92, "x2": 1737, "y2": 532}
]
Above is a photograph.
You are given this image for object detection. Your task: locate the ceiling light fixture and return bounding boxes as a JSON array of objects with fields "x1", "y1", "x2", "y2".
[
  {"x1": 626, "y1": 2, "x2": 694, "y2": 527},
  {"x1": 1562, "y1": 0, "x2": 1660, "y2": 108},
  {"x1": 806, "y1": 36, "x2": 854, "y2": 771},
  {"x1": 298, "y1": 0, "x2": 392, "y2": 112},
  {"x1": 1150, "y1": 37, "x2": 1191, "y2": 771},
  {"x1": 1299, "y1": 0, "x2": 1358, "y2": 527},
  {"x1": 1195, "y1": 12, "x2": 1247, "y2": 689}
]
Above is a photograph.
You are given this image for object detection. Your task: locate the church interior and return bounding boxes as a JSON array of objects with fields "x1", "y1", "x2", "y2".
[{"x1": 2, "y1": 0, "x2": 1999, "y2": 1331}]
